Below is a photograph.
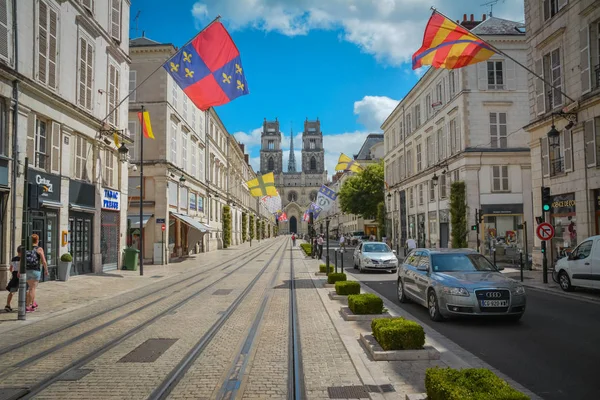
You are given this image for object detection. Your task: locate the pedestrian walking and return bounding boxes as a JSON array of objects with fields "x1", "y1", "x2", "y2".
[
  {"x1": 5, "y1": 246, "x2": 25, "y2": 312},
  {"x1": 406, "y1": 237, "x2": 417, "y2": 250},
  {"x1": 317, "y1": 234, "x2": 324, "y2": 259},
  {"x1": 25, "y1": 234, "x2": 49, "y2": 313},
  {"x1": 291, "y1": 233, "x2": 296, "y2": 247},
  {"x1": 339, "y1": 234, "x2": 345, "y2": 250}
]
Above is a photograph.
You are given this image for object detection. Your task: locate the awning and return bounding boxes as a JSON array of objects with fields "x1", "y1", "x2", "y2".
[
  {"x1": 128, "y1": 214, "x2": 153, "y2": 229},
  {"x1": 170, "y1": 212, "x2": 212, "y2": 233},
  {"x1": 40, "y1": 200, "x2": 63, "y2": 209}
]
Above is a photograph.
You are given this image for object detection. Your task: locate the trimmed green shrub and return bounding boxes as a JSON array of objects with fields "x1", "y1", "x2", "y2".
[
  {"x1": 249, "y1": 215, "x2": 255, "y2": 240},
  {"x1": 319, "y1": 264, "x2": 332, "y2": 273},
  {"x1": 425, "y1": 367, "x2": 529, "y2": 400},
  {"x1": 300, "y1": 243, "x2": 312, "y2": 256},
  {"x1": 222, "y1": 205, "x2": 231, "y2": 248},
  {"x1": 348, "y1": 293, "x2": 384, "y2": 315},
  {"x1": 327, "y1": 273, "x2": 347, "y2": 284},
  {"x1": 371, "y1": 318, "x2": 425, "y2": 350},
  {"x1": 335, "y1": 281, "x2": 360, "y2": 295},
  {"x1": 60, "y1": 253, "x2": 73, "y2": 262},
  {"x1": 242, "y1": 213, "x2": 247, "y2": 242}
]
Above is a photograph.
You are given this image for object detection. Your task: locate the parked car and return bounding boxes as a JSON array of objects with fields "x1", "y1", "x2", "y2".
[
  {"x1": 397, "y1": 248, "x2": 526, "y2": 322},
  {"x1": 553, "y1": 235, "x2": 600, "y2": 292},
  {"x1": 353, "y1": 242, "x2": 398, "y2": 273}
]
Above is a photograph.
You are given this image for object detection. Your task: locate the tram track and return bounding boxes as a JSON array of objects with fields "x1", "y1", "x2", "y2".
[
  {"x1": 288, "y1": 242, "x2": 306, "y2": 400},
  {"x1": 0, "y1": 240, "x2": 274, "y2": 361},
  {"x1": 3, "y1": 239, "x2": 286, "y2": 400}
]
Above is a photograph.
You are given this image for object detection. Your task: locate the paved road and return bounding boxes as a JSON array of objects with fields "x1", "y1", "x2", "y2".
[{"x1": 323, "y1": 247, "x2": 600, "y2": 400}]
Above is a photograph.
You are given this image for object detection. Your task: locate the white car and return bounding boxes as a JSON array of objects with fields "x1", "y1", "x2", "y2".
[
  {"x1": 553, "y1": 235, "x2": 600, "y2": 291},
  {"x1": 353, "y1": 242, "x2": 398, "y2": 273}
]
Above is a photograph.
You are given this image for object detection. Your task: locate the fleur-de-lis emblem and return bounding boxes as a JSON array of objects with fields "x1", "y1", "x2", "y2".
[
  {"x1": 222, "y1": 73, "x2": 232, "y2": 84},
  {"x1": 183, "y1": 51, "x2": 192, "y2": 63},
  {"x1": 235, "y1": 64, "x2": 242, "y2": 74},
  {"x1": 185, "y1": 68, "x2": 194, "y2": 78},
  {"x1": 237, "y1": 80, "x2": 245, "y2": 90},
  {"x1": 170, "y1": 62, "x2": 179, "y2": 72}
]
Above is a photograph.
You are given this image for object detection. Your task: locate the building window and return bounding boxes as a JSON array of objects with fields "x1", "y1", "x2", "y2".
[
  {"x1": 415, "y1": 105, "x2": 421, "y2": 128},
  {"x1": 268, "y1": 140, "x2": 274, "y2": 150},
  {"x1": 543, "y1": 0, "x2": 566, "y2": 21},
  {"x1": 453, "y1": 169, "x2": 459, "y2": 182},
  {"x1": 103, "y1": 149, "x2": 115, "y2": 188},
  {"x1": 449, "y1": 118, "x2": 460, "y2": 154},
  {"x1": 440, "y1": 174, "x2": 447, "y2": 198},
  {"x1": 487, "y1": 61, "x2": 504, "y2": 89},
  {"x1": 437, "y1": 127, "x2": 446, "y2": 160},
  {"x1": 310, "y1": 156, "x2": 317, "y2": 171},
  {"x1": 268, "y1": 157, "x2": 274, "y2": 171},
  {"x1": 72, "y1": 134, "x2": 92, "y2": 181},
  {"x1": 426, "y1": 136, "x2": 434, "y2": 167},
  {"x1": 416, "y1": 143, "x2": 422, "y2": 172},
  {"x1": 77, "y1": 34, "x2": 94, "y2": 110},
  {"x1": 183, "y1": 95, "x2": 188, "y2": 121},
  {"x1": 129, "y1": 70, "x2": 136, "y2": 102},
  {"x1": 543, "y1": 48, "x2": 563, "y2": 110},
  {"x1": 0, "y1": 0, "x2": 12, "y2": 62},
  {"x1": 80, "y1": 0, "x2": 93, "y2": 13},
  {"x1": 192, "y1": 106, "x2": 197, "y2": 131},
  {"x1": 288, "y1": 191, "x2": 297, "y2": 202},
  {"x1": 409, "y1": 187, "x2": 414, "y2": 208},
  {"x1": 435, "y1": 81, "x2": 444, "y2": 105},
  {"x1": 490, "y1": 112, "x2": 507, "y2": 148},
  {"x1": 418, "y1": 184, "x2": 424, "y2": 205},
  {"x1": 170, "y1": 120, "x2": 177, "y2": 164},
  {"x1": 172, "y1": 83, "x2": 178, "y2": 109},
  {"x1": 449, "y1": 71, "x2": 456, "y2": 97},
  {"x1": 406, "y1": 114, "x2": 412, "y2": 135},
  {"x1": 399, "y1": 155, "x2": 404, "y2": 180},
  {"x1": 407, "y1": 149, "x2": 413, "y2": 176},
  {"x1": 429, "y1": 180, "x2": 435, "y2": 202},
  {"x1": 182, "y1": 129, "x2": 188, "y2": 170},
  {"x1": 310, "y1": 139, "x2": 316, "y2": 149},
  {"x1": 107, "y1": 61, "x2": 120, "y2": 126},
  {"x1": 191, "y1": 139, "x2": 197, "y2": 175},
  {"x1": 110, "y1": 0, "x2": 121, "y2": 42},
  {"x1": 399, "y1": 121, "x2": 404, "y2": 142},
  {"x1": 128, "y1": 119, "x2": 137, "y2": 161},
  {"x1": 198, "y1": 145, "x2": 204, "y2": 179},
  {"x1": 37, "y1": 0, "x2": 58, "y2": 89},
  {"x1": 492, "y1": 166, "x2": 509, "y2": 192},
  {"x1": 425, "y1": 93, "x2": 432, "y2": 120},
  {"x1": 27, "y1": 116, "x2": 59, "y2": 173}
]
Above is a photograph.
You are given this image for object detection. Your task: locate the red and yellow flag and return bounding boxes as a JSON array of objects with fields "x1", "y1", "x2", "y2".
[
  {"x1": 137, "y1": 111, "x2": 155, "y2": 140},
  {"x1": 412, "y1": 12, "x2": 495, "y2": 70}
]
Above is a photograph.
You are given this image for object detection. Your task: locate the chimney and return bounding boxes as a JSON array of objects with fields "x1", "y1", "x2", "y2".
[
  {"x1": 483, "y1": 14, "x2": 487, "y2": 20},
  {"x1": 463, "y1": 13, "x2": 467, "y2": 21},
  {"x1": 470, "y1": 14, "x2": 474, "y2": 21},
  {"x1": 244, "y1": 154, "x2": 249, "y2": 164}
]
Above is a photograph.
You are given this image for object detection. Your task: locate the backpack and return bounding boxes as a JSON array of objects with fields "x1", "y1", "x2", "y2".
[{"x1": 25, "y1": 247, "x2": 40, "y2": 270}]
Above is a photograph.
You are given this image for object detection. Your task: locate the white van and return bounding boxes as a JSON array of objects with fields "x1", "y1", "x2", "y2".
[{"x1": 554, "y1": 235, "x2": 600, "y2": 291}]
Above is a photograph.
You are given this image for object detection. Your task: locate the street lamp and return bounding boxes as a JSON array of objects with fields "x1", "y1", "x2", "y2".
[
  {"x1": 431, "y1": 172, "x2": 439, "y2": 186},
  {"x1": 118, "y1": 143, "x2": 129, "y2": 163}
]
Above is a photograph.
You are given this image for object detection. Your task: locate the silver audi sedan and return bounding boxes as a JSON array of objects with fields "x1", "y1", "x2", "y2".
[
  {"x1": 353, "y1": 242, "x2": 398, "y2": 273},
  {"x1": 397, "y1": 248, "x2": 526, "y2": 321}
]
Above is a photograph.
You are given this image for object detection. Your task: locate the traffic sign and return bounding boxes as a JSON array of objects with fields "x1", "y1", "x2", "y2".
[
  {"x1": 161, "y1": 224, "x2": 166, "y2": 231},
  {"x1": 536, "y1": 222, "x2": 554, "y2": 241}
]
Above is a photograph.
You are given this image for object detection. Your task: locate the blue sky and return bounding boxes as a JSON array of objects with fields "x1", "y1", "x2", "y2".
[{"x1": 132, "y1": 0, "x2": 524, "y2": 176}]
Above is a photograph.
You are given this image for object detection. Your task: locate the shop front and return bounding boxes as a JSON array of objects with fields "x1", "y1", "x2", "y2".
[
  {"x1": 399, "y1": 190, "x2": 407, "y2": 248},
  {"x1": 549, "y1": 193, "x2": 577, "y2": 261},
  {"x1": 101, "y1": 188, "x2": 120, "y2": 272},
  {"x1": 417, "y1": 213, "x2": 426, "y2": 248},
  {"x1": 28, "y1": 168, "x2": 61, "y2": 281},
  {"x1": 481, "y1": 203, "x2": 524, "y2": 263},
  {"x1": 0, "y1": 157, "x2": 9, "y2": 274},
  {"x1": 170, "y1": 212, "x2": 211, "y2": 257},
  {"x1": 69, "y1": 180, "x2": 95, "y2": 275},
  {"x1": 439, "y1": 209, "x2": 449, "y2": 248}
]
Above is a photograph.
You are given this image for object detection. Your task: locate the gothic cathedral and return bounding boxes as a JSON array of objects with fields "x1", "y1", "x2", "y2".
[{"x1": 260, "y1": 118, "x2": 328, "y2": 234}]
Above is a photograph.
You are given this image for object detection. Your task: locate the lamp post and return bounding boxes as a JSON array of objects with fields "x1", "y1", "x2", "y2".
[
  {"x1": 387, "y1": 192, "x2": 392, "y2": 244},
  {"x1": 432, "y1": 172, "x2": 440, "y2": 248}
]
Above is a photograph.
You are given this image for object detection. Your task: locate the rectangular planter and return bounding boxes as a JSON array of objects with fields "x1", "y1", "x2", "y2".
[
  {"x1": 405, "y1": 394, "x2": 427, "y2": 400},
  {"x1": 323, "y1": 283, "x2": 335, "y2": 288},
  {"x1": 315, "y1": 272, "x2": 328, "y2": 276},
  {"x1": 340, "y1": 307, "x2": 391, "y2": 321},
  {"x1": 328, "y1": 291, "x2": 348, "y2": 303},
  {"x1": 360, "y1": 333, "x2": 440, "y2": 361}
]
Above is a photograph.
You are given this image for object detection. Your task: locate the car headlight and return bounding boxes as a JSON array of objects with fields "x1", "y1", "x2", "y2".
[
  {"x1": 514, "y1": 285, "x2": 526, "y2": 295},
  {"x1": 441, "y1": 286, "x2": 469, "y2": 297}
]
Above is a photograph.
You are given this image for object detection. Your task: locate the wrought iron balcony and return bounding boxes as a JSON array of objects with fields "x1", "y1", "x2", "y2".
[{"x1": 550, "y1": 157, "x2": 564, "y2": 176}]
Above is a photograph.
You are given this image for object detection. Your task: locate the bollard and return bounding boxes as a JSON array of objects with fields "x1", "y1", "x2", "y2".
[
  {"x1": 340, "y1": 249, "x2": 344, "y2": 271},
  {"x1": 493, "y1": 247, "x2": 496, "y2": 267},
  {"x1": 334, "y1": 249, "x2": 338, "y2": 274},
  {"x1": 520, "y1": 250, "x2": 524, "y2": 282}
]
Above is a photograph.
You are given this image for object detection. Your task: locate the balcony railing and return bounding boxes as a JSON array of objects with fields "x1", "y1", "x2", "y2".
[{"x1": 550, "y1": 157, "x2": 564, "y2": 176}]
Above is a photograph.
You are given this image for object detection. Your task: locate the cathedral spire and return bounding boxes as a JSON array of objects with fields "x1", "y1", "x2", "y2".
[{"x1": 288, "y1": 127, "x2": 297, "y2": 172}]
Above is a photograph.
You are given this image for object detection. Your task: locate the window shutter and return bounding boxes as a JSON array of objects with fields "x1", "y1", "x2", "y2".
[
  {"x1": 85, "y1": 40, "x2": 93, "y2": 109},
  {"x1": 111, "y1": 0, "x2": 121, "y2": 41},
  {"x1": 50, "y1": 121, "x2": 60, "y2": 174},
  {"x1": 477, "y1": 62, "x2": 487, "y2": 91},
  {"x1": 541, "y1": 137, "x2": 550, "y2": 177},
  {"x1": 27, "y1": 114, "x2": 36, "y2": 165},
  {"x1": 505, "y1": 59, "x2": 516, "y2": 90},
  {"x1": 38, "y1": 1, "x2": 48, "y2": 84},
  {"x1": 129, "y1": 70, "x2": 136, "y2": 102},
  {"x1": 48, "y1": 7, "x2": 57, "y2": 89},
  {"x1": 585, "y1": 120, "x2": 596, "y2": 167},
  {"x1": 0, "y1": 0, "x2": 9, "y2": 60},
  {"x1": 563, "y1": 128, "x2": 573, "y2": 172},
  {"x1": 128, "y1": 120, "x2": 137, "y2": 160},
  {"x1": 534, "y1": 59, "x2": 545, "y2": 115},
  {"x1": 580, "y1": 26, "x2": 591, "y2": 94},
  {"x1": 502, "y1": 166, "x2": 509, "y2": 191},
  {"x1": 492, "y1": 166, "x2": 500, "y2": 191}
]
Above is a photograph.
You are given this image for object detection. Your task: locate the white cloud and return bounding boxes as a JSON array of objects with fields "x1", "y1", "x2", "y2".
[
  {"x1": 353, "y1": 96, "x2": 399, "y2": 131},
  {"x1": 191, "y1": 0, "x2": 525, "y2": 66},
  {"x1": 233, "y1": 127, "x2": 262, "y2": 148}
]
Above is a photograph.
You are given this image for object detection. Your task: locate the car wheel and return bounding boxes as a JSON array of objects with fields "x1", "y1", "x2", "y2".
[
  {"x1": 558, "y1": 271, "x2": 574, "y2": 292},
  {"x1": 397, "y1": 278, "x2": 409, "y2": 303},
  {"x1": 353, "y1": 257, "x2": 358, "y2": 269},
  {"x1": 428, "y1": 290, "x2": 445, "y2": 322}
]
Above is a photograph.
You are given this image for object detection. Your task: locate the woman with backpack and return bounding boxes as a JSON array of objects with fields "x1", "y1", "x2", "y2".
[{"x1": 25, "y1": 234, "x2": 48, "y2": 312}]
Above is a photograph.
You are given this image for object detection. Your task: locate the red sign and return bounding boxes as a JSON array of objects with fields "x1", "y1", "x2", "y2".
[
  {"x1": 536, "y1": 222, "x2": 554, "y2": 241},
  {"x1": 161, "y1": 224, "x2": 166, "y2": 231}
]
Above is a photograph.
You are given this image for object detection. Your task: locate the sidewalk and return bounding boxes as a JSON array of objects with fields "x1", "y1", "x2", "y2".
[
  {"x1": 500, "y1": 267, "x2": 600, "y2": 304},
  {"x1": 0, "y1": 239, "x2": 274, "y2": 331}
]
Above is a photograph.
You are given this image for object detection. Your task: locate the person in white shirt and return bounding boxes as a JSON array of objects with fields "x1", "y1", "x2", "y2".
[
  {"x1": 406, "y1": 238, "x2": 417, "y2": 250},
  {"x1": 339, "y1": 234, "x2": 345, "y2": 250},
  {"x1": 317, "y1": 235, "x2": 324, "y2": 258}
]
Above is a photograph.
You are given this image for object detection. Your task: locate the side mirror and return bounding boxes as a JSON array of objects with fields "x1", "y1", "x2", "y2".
[
  {"x1": 417, "y1": 265, "x2": 429, "y2": 272},
  {"x1": 392, "y1": 250, "x2": 397, "y2": 254}
]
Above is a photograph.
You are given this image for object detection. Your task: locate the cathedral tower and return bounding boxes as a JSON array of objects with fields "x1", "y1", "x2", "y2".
[
  {"x1": 260, "y1": 118, "x2": 283, "y2": 174},
  {"x1": 288, "y1": 128, "x2": 297, "y2": 172},
  {"x1": 302, "y1": 118, "x2": 325, "y2": 174}
]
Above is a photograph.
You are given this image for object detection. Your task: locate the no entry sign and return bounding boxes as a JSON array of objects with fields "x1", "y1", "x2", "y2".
[{"x1": 536, "y1": 222, "x2": 555, "y2": 241}]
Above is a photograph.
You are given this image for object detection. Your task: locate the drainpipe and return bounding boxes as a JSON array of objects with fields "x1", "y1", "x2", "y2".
[{"x1": 9, "y1": 0, "x2": 19, "y2": 260}]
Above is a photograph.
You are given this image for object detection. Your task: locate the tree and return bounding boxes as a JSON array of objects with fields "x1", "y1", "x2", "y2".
[
  {"x1": 376, "y1": 201, "x2": 386, "y2": 241},
  {"x1": 249, "y1": 214, "x2": 255, "y2": 240},
  {"x1": 338, "y1": 162, "x2": 384, "y2": 218},
  {"x1": 242, "y1": 212, "x2": 247, "y2": 242},
  {"x1": 450, "y1": 181, "x2": 468, "y2": 248},
  {"x1": 222, "y1": 205, "x2": 231, "y2": 248}
]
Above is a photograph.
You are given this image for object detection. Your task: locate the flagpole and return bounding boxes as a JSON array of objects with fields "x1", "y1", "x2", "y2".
[
  {"x1": 429, "y1": 7, "x2": 575, "y2": 104},
  {"x1": 100, "y1": 15, "x2": 222, "y2": 126},
  {"x1": 139, "y1": 105, "x2": 145, "y2": 276}
]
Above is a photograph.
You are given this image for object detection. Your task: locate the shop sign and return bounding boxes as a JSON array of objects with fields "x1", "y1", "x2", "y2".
[
  {"x1": 101, "y1": 188, "x2": 120, "y2": 211},
  {"x1": 69, "y1": 179, "x2": 96, "y2": 208},
  {"x1": 480, "y1": 203, "x2": 524, "y2": 215},
  {"x1": 28, "y1": 168, "x2": 61, "y2": 202},
  {"x1": 550, "y1": 193, "x2": 575, "y2": 214},
  {"x1": 190, "y1": 193, "x2": 197, "y2": 210}
]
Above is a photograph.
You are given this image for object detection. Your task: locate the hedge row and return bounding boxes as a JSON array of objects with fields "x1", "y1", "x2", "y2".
[
  {"x1": 319, "y1": 264, "x2": 332, "y2": 273},
  {"x1": 348, "y1": 293, "x2": 384, "y2": 315},
  {"x1": 425, "y1": 367, "x2": 529, "y2": 400},
  {"x1": 371, "y1": 317, "x2": 424, "y2": 351},
  {"x1": 335, "y1": 281, "x2": 360, "y2": 295},
  {"x1": 300, "y1": 243, "x2": 312, "y2": 256},
  {"x1": 327, "y1": 273, "x2": 346, "y2": 284}
]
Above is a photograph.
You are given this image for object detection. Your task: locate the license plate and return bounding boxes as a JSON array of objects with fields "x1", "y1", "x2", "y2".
[{"x1": 480, "y1": 300, "x2": 508, "y2": 307}]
